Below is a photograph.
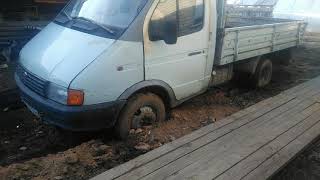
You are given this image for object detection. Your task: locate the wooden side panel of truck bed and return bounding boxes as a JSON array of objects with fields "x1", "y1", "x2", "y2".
[{"x1": 216, "y1": 20, "x2": 307, "y2": 65}]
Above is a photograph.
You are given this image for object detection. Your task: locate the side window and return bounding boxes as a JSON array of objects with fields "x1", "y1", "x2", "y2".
[
  {"x1": 149, "y1": 0, "x2": 204, "y2": 42},
  {"x1": 150, "y1": 0, "x2": 177, "y2": 24},
  {"x1": 149, "y1": 0, "x2": 177, "y2": 42},
  {"x1": 178, "y1": 0, "x2": 204, "y2": 37}
]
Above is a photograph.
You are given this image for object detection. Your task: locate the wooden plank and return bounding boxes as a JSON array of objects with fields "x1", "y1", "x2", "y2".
[
  {"x1": 219, "y1": 20, "x2": 304, "y2": 65},
  {"x1": 223, "y1": 33, "x2": 273, "y2": 49},
  {"x1": 144, "y1": 97, "x2": 320, "y2": 180},
  {"x1": 275, "y1": 30, "x2": 299, "y2": 40},
  {"x1": 273, "y1": 42, "x2": 298, "y2": 52},
  {"x1": 243, "y1": 119, "x2": 320, "y2": 180},
  {"x1": 215, "y1": 104, "x2": 320, "y2": 180},
  {"x1": 281, "y1": 77, "x2": 320, "y2": 96},
  {"x1": 275, "y1": 37, "x2": 298, "y2": 45},
  {"x1": 220, "y1": 40, "x2": 299, "y2": 64},
  {"x1": 224, "y1": 22, "x2": 299, "y2": 40},
  {"x1": 222, "y1": 36, "x2": 297, "y2": 57},
  {"x1": 224, "y1": 28, "x2": 273, "y2": 41},
  {"x1": 222, "y1": 37, "x2": 297, "y2": 60},
  {"x1": 92, "y1": 77, "x2": 320, "y2": 180},
  {"x1": 92, "y1": 92, "x2": 295, "y2": 180},
  {"x1": 137, "y1": 90, "x2": 320, "y2": 178},
  {"x1": 223, "y1": 29, "x2": 297, "y2": 51}
]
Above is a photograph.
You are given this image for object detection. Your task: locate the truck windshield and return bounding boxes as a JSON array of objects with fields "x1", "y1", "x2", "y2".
[{"x1": 57, "y1": 0, "x2": 147, "y2": 31}]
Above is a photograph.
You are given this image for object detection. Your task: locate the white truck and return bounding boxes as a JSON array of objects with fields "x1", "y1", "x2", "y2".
[{"x1": 15, "y1": 0, "x2": 307, "y2": 138}]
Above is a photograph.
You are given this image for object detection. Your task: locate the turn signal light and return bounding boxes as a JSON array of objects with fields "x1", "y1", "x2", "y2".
[{"x1": 67, "y1": 89, "x2": 84, "y2": 106}]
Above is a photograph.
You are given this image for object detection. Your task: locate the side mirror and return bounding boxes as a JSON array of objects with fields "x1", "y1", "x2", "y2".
[
  {"x1": 162, "y1": 18, "x2": 178, "y2": 44},
  {"x1": 149, "y1": 15, "x2": 178, "y2": 45}
]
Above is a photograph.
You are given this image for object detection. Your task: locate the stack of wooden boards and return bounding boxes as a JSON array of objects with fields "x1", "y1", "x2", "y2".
[
  {"x1": 93, "y1": 76, "x2": 320, "y2": 180},
  {"x1": 0, "y1": 21, "x2": 47, "y2": 46},
  {"x1": 0, "y1": 21, "x2": 48, "y2": 61}
]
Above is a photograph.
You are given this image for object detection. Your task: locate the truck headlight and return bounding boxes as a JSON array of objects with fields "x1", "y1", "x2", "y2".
[
  {"x1": 47, "y1": 83, "x2": 84, "y2": 106},
  {"x1": 47, "y1": 83, "x2": 68, "y2": 105}
]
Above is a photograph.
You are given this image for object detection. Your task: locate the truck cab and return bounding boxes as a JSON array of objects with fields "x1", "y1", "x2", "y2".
[{"x1": 15, "y1": 0, "x2": 306, "y2": 138}]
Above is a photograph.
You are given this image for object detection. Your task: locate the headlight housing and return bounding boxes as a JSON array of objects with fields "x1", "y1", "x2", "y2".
[
  {"x1": 47, "y1": 83, "x2": 68, "y2": 105},
  {"x1": 47, "y1": 83, "x2": 84, "y2": 106}
]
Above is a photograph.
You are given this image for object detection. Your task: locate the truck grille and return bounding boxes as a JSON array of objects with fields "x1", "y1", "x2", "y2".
[{"x1": 17, "y1": 65, "x2": 48, "y2": 97}]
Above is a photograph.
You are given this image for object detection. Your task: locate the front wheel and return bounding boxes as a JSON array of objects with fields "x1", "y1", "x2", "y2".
[
  {"x1": 253, "y1": 58, "x2": 273, "y2": 88},
  {"x1": 115, "y1": 93, "x2": 166, "y2": 139}
]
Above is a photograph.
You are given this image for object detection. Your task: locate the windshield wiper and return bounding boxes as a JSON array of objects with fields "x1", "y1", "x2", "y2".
[{"x1": 72, "y1": 17, "x2": 115, "y2": 35}]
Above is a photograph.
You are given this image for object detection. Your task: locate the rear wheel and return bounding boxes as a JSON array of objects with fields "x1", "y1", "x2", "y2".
[
  {"x1": 115, "y1": 93, "x2": 166, "y2": 139},
  {"x1": 253, "y1": 58, "x2": 273, "y2": 88}
]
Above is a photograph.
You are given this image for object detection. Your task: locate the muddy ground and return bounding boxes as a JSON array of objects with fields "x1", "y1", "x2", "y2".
[{"x1": 0, "y1": 35, "x2": 320, "y2": 180}]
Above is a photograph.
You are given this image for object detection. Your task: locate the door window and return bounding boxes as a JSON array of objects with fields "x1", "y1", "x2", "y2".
[
  {"x1": 149, "y1": 0, "x2": 204, "y2": 40},
  {"x1": 178, "y1": 0, "x2": 204, "y2": 37},
  {"x1": 150, "y1": 0, "x2": 177, "y2": 23}
]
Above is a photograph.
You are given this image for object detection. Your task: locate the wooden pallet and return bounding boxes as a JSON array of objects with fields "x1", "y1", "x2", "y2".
[{"x1": 92, "y1": 76, "x2": 320, "y2": 180}]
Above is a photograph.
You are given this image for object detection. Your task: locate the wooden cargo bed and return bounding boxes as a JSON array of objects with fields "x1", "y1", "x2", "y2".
[{"x1": 215, "y1": 17, "x2": 307, "y2": 65}]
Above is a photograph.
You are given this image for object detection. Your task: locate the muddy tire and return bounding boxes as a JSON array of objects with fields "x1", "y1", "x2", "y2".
[
  {"x1": 115, "y1": 93, "x2": 166, "y2": 139},
  {"x1": 253, "y1": 58, "x2": 273, "y2": 88}
]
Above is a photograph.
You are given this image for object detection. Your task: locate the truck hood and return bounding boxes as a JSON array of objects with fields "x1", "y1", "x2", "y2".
[{"x1": 20, "y1": 23, "x2": 115, "y2": 87}]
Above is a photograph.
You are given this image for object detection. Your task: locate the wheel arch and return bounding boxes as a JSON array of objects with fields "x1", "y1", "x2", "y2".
[
  {"x1": 118, "y1": 80, "x2": 177, "y2": 109},
  {"x1": 233, "y1": 56, "x2": 262, "y2": 75},
  {"x1": 233, "y1": 55, "x2": 274, "y2": 75}
]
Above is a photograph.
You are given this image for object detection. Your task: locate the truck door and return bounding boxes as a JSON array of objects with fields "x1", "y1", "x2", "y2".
[{"x1": 144, "y1": 0, "x2": 209, "y2": 100}]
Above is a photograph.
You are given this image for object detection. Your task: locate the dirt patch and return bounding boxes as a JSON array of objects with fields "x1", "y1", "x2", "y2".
[
  {"x1": 0, "y1": 39, "x2": 320, "y2": 180},
  {"x1": 151, "y1": 92, "x2": 239, "y2": 143},
  {"x1": 0, "y1": 91, "x2": 240, "y2": 180}
]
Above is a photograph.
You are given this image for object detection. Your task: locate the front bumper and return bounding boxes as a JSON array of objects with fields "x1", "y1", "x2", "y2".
[{"x1": 15, "y1": 74, "x2": 126, "y2": 131}]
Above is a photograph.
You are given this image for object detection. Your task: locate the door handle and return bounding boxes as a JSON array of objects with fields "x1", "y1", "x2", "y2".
[{"x1": 188, "y1": 51, "x2": 204, "y2": 56}]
